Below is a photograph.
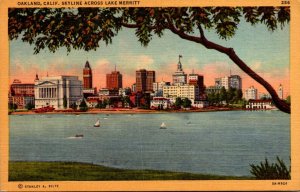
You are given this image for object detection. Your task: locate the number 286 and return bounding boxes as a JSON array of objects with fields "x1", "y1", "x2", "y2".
[{"x1": 281, "y1": 1, "x2": 290, "y2": 4}]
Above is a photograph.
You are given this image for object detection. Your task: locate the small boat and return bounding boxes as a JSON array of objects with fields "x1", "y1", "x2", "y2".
[
  {"x1": 75, "y1": 134, "x2": 84, "y2": 138},
  {"x1": 94, "y1": 119, "x2": 100, "y2": 127},
  {"x1": 160, "y1": 122, "x2": 167, "y2": 129}
]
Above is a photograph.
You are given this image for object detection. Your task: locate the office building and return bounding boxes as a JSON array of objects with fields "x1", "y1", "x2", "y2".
[
  {"x1": 188, "y1": 72, "x2": 204, "y2": 94},
  {"x1": 163, "y1": 84, "x2": 199, "y2": 102},
  {"x1": 136, "y1": 69, "x2": 156, "y2": 92},
  {"x1": 106, "y1": 67, "x2": 122, "y2": 90},
  {"x1": 153, "y1": 81, "x2": 171, "y2": 96},
  {"x1": 230, "y1": 75, "x2": 242, "y2": 90},
  {"x1": 244, "y1": 86, "x2": 258, "y2": 100},
  {"x1": 172, "y1": 55, "x2": 187, "y2": 85},
  {"x1": 83, "y1": 61, "x2": 93, "y2": 89},
  {"x1": 9, "y1": 79, "x2": 35, "y2": 109}
]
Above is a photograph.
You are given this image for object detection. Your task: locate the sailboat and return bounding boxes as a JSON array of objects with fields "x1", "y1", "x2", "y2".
[
  {"x1": 160, "y1": 122, "x2": 167, "y2": 129},
  {"x1": 94, "y1": 119, "x2": 100, "y2": 127}
]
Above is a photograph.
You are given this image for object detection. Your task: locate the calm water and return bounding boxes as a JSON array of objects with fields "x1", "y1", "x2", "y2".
[{"x1": 9, "y1": 111, "x2": 290, "y2": 176}]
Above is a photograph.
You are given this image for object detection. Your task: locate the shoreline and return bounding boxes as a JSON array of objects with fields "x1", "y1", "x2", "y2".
[{"x1": 10, "y1": 107, "x2": 245, "y2": 115}]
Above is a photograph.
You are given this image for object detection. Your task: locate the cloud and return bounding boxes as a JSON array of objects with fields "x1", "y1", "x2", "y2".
[
  {"x1": 10, "y1": 59, "x2": 40, "y2": 83},
  {"x1": 199, "y1": 61, "x2": 236, "y2": 86},
  {"x1": 136, "y1": 55, "x2": 154, "y2": 68},
  {"x1": 251, "y1": 61, "x2": 262, "y2": 71},
  {"x1": 120, "y1": 55, "x2": 154, "y2": 70}
]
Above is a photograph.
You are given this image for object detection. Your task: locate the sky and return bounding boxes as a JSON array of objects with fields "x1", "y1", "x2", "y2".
[{"x1": 9, "y1": 18, "x2": 290, "y2": 97}]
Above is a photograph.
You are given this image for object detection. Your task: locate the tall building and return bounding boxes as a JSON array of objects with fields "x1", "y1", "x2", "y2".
[
  {"x1": 230, "y1": 75, "x2": 242, "y2": 90},
  {"x1": 106, "y1": 67, "x2": 122, "y2": 90},
  {"x1": 215, "y1": 75, "x2": 242, "y2": 90},
  {"x1": 83, "y1": 61, "x2": 93, "y2": 89},
  {"x1": 34, "y1": 75, "x2": 82, "y2": 109},
  {"x1": 278, "y1": 84, "x2": 283, "y2": 99},
  {"x1": 146, "y1": 71, "x2": 155, "y2": 92},
  {"x1": 172, "y1": 55, "x2": 187, "y2": 85},
  {"x1": 132, "y1": 83, "x2": 136, "y2": 93},
  {"x1": 163, "y1": 84, "x2": 200, "y2": 102},
  {"x1": 9, "y1": 79, "x2": 35, "y2": 109},
  {"x1": 215, "y1": 76, "x2": 229, "y2": 89},
  {"x1": 136, "y1": 69, "x2": 155, "y2": 92},
  {"x1": 188, "y1": 72, "x2": 204, "y2": 94},
  {"x1": 153, "y1": 81, "x2": 171, "y2": 96},
  {"x1": 244, "y1": 86, "x2": 258, "y2": 100}
]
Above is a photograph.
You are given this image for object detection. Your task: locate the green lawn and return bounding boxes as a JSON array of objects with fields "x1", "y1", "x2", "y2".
[{"x1": 9, "y1": 161, "x2": 252, "y2": 181}]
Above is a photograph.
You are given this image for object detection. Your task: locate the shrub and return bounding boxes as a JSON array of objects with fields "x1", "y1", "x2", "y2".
[
  {"x1": 79, "y1": 100, "x2": 88, "y2": 112},
  {"x1": 250, "y1": 157, "x2": 290, "y2": 179}
]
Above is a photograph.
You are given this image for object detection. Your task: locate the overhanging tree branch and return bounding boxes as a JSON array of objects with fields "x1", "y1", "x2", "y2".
[{"x1": 164, "y1": 14, "x2": 290, "y2": 113}]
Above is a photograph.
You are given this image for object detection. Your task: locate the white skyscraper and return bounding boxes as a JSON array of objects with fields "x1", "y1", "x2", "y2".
[
  {"x1": 172, "y1": 55, "x2": 187, "y2": 86},
  {"x1": 244, "y1": 86, "x2": 258, "y2": 100},
  {"x1": 278, "y1": 84, "x2": 283, "y2": 99},
  {"x1": 215, "y1": 76, "x2": 229, "y2": 89}
]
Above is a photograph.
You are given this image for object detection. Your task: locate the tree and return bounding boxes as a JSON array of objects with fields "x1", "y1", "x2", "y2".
[
  {"x1": 227, "y1": 87, "x2": 235, "y2": 104},
  {"x1": 101, "y1": 99, "x2": 108, "y2": 108},
  {"x1": 250, "y1": 157, "x2": 290, "y2": 179},
  {"x1": 182, "y1": 98, "x2": 192, "y2": 108},
  {"x1": 215, "y1": 92, "x2": 221, "y2": 105},
  {"x1": 8, "y1": 7, "x2": 290, "y2": 113},
  {"x1": 285, "y1": 95, "x2": 291, "y2": 105},
  {"x1": 25, "y1": 102, "x2": 35, "y2": 110},
  {"x1": 174, "y1": 97, "x2": 183, "y2": 108},
  {"x1": 145, "y1": 94, "x2": 151, "y2": 108},
  {"x1": 219, "y1": 87, "x2": 227, "y2": 104},
  {"x1": 236, "y1": 89, "x2": 243, "y2": 101},
  {"x1": 79, "y1": 99, "x2": 88, "y2": 112},
  {"x1": 70, "y1": 102, "x2": 77, "y2": 110},
  {"x1": 8, "y1": 102, "x2": 17, "y2": 111},
  {"x1": 207, "y1": 92, "x2": 216, "y2": 106},
  {"x1": 122, "y1": 96, "x2": 131, "y2": 107},
  {"x1": 63, "y1": 95, "x2": 67, "y2": 109}
]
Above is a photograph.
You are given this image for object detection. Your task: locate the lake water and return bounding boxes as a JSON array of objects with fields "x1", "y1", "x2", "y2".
[{"x1": 9, "y1": 110, "x2": 290, "y2": 177}]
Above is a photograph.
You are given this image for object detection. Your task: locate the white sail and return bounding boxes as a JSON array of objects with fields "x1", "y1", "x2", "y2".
[
  {"x1": 94, "y1": 119, "x2": 100, "y2": 127},
  {"x1": 160, "y1": 122, "x2": 166, "y2": 129}
]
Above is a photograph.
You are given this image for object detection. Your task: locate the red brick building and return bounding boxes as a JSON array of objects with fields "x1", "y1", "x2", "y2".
[
  {"x1": 188, "y1": 73, "x2": 204, "y2": 94},
  {"x1": 106, "y1": 71, "x2": 122, "y2": 90},
  {"x1": 9, "y1": 79, "x2": 35, "y2": 109},
  {"x1": 83, "y1": 61, "x2": 93, "y2": 89}
]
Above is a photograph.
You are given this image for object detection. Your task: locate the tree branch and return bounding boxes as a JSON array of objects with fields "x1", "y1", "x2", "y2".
[
  {"x1": 163, "y1": 14, "x2": 290, "y2": 113},
  {"x1": 198, "y1": 23, "x2": 205, "y2": 39},
  {"x1": 121, "y1": 22, "x2": 140, "y2": 28},
  {"x1": 121, "y1": 21, "x2": 157, "y2": 30}
]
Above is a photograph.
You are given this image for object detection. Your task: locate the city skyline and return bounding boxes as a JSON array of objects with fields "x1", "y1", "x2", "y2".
[{"x1": 9, "y1": 19, "x2": 289, "y2": 96}]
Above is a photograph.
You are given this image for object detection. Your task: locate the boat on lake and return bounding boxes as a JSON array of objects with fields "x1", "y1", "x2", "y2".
[
  {"x1": 160, "y1": 122, "x2": 167, "y2": 129},
  {"x1": 75, "y1": 134, "x2": 84, "y2": 138},
  {"x1": 94, "y1": 119, "x2": 100, "y2": 127}
]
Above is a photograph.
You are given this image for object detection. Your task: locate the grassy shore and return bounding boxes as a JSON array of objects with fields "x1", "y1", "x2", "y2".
[{"x1": 9, "y1": 161, "x2": 252, "y2": 181}]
